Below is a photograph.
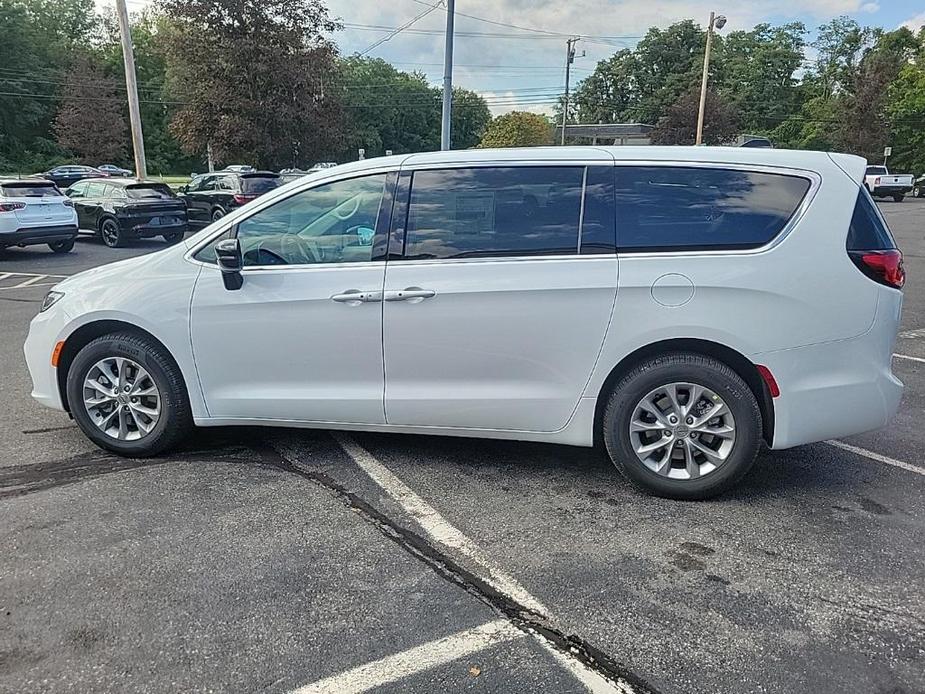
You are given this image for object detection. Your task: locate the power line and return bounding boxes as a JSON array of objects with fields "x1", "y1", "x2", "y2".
[{"x1": 357, "y1": 1, "x2": 444, "y2": 56}]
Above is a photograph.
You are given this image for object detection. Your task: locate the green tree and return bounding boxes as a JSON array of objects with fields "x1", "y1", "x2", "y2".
[
  {"x1": 721, "y1": 23, "x2": 806, "y2": 133},
  {"x1": 159, "y1": 0, "x2": 343, "y2": 169},
  {"x1": 888, "y1": 60, "x2": 925, "y2": 175},
  {"x1": 451, "y1": 87, "x2": 491, "y2": 149},
  {"x1": 569, "y1": 50, "x2": 638, "y2": 124},
  {"x1": 478, "y1": 111, "x2": 552, "y2": 148}
]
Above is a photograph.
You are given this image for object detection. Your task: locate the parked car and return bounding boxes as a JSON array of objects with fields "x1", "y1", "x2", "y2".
[
  {"x1": 24, "y1": 147, "x2": 904, "y2": 500},
  {"x1": 177, "y1": 171, "x2": 281, "y2": 228},
  {"x1": 0, "y1": 178, "x2": 78, "y2": 253},
  {"x1": 97, "y1": 164, "x2": 133, "y2": 177},
  {"x1": 222, "y1": 165, "x2": 255, "y2": 173},
  {"x1": 309, "y1": 162, "x2": 338, "y2": 171},
  {"x1": 864, "y1": 165, "x2": 913, "y2": 202},
  {"x1": 39, "y1": 165, "x2": 108, "y2": 190},
  {"x1": 67, "y1": 178, "x2": 188, "y2": 248},
  {"x1": 279, "y1": 169, "x2": 309, "y2": 184},
  {"x1": 913, "y1": 174, "x2": 925, "y2": 198}
]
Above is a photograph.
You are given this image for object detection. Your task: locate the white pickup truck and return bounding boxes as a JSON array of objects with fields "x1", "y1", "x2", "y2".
[{"x1": 864, "y1": 165, "x2": 914, "y2": 202}]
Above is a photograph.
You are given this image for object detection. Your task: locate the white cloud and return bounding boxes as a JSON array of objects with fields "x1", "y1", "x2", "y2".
[
  {"x1": 901, "y1": 12, "x2": 925, "y2": 32},
  {"x1": 859, "y1": 2, "x2": 879, "y2": 13}
]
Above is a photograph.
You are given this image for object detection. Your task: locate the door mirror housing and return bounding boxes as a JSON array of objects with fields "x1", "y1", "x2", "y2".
[{"x1": 215, "y1": 238, "x2": 244, "y2": 290}]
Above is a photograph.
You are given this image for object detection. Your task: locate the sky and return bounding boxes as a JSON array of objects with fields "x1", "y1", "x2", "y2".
[{"x1": 121, "y1": 0, "x2": 925, "y2": 115}]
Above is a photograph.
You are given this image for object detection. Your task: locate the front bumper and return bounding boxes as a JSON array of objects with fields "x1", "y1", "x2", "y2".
[
  {"x1": 0, "y1": 224, "x2": 78, "y2": 247},
  {"x1": 24, "y1": 302, "x2": 71, "y2": 411}
]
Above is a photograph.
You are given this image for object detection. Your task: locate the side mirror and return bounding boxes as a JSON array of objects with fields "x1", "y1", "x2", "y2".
[
  {"x1": 215, "y1": 238, "x2": 243, "y2": 290},
  {"x1": 178, "y1": 185, "x2": 188, "y2": 193}
]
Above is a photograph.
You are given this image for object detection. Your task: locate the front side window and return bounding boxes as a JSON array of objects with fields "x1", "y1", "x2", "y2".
[
  {"x1": 236, "y1": 174, "x2": 387, "y2": 266},
  {"x1": 402, "y1": 167, "x2": 584, "y2": 259},
  {"x1": 615, "y1": 166, "x2": 811, "y2": 252}
]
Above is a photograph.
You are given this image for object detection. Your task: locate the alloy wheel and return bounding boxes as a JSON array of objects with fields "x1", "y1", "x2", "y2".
[
  {"x1": 82, "y1": 357, "x2": 161, "y2": 440},
  {"x1": 101, "y1": 220, "x2": 120, "y2": 247},
  {"x1": 628, "y1": 382, "x2": 736, "y2": 480}
]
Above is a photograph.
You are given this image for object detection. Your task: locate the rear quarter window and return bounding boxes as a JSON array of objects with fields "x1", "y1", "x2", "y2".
[
  {"x1": 126, "y1": 184, "x2": 175, "y2": 199},
  {"x1": 847, "y1": 188, "x2": 896, "y2": 251},
  {"x1": 615, "y1": 166, "x2": 811, "y2": 252}
]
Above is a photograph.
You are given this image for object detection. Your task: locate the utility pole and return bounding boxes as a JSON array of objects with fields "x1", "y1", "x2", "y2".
[
  {"x1": 695, "y1": 11, "x2": 726, "y2": 146},
  {"x1": 115, "y1": 0, "x2": 147, "y2": 178},
  {"x1": 440, "y1": 0, "x2": 455, "y2": 151},
  {"x1": 560, "y1": 37, "x2": 579, "y2": 146}
]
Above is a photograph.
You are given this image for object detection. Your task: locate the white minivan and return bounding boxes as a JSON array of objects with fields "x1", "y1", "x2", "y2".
[{"x1": 24, "y1": 147, "x2": 904, "y2": 499}]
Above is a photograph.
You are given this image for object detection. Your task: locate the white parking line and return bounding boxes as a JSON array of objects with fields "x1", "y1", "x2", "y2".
[
  {"x1": 0, "y1": 270, "x2": 68, "y2": 278},
  {"x1": 328, "y1": 433, "x2": 631, "y2": 693},
  {"x1": 826, "y1": 440, "x2": 925, "y2": 477},
  {"x1": 894, "y1": 353, "x2": 925, "y2": 364},
  {"x1": 10, "y1": 274, "x2": 47, "y2": 288},
  {"x1": 291, "y1": 619, "x2": 523, "y2": 694}
]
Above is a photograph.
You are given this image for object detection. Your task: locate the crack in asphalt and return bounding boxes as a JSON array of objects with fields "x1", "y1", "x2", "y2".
[{"x1": 257, "y1": 441, "x2": 659, "y2": 694}]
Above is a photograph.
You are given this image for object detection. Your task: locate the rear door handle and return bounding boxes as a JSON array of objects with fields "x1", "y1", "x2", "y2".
[
  {"x1": 383, "y1": 287, "x2": 436, "y2": 303},
  {"x1": 331, "y1": 289, "x2": 382, "y2": 305}
]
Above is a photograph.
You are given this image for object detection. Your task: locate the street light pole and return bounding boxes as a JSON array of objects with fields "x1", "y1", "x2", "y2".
[
  {"x1": 695, "y1": 12, "x2": 725, "y2": 146},
  {"x1": 115, "y1": 0, "x2": 147, "y2": 178},
  {"x1": 440, "y1": 0, "x2": 455, "y2": 151},
  {"x1": 560, "y1": 37, "x2": 579, "y2": 146}
]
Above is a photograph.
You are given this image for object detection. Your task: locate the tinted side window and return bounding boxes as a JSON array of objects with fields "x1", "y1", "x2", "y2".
[
  {"x1": 615, "y1": 167, "x2": 811, "y2": 251},
  {"x1": 403, "y1": 167, "x2": 583, "y2": 259},
  {"x1": 847, "y1": 188, "x2": 895, "y2": 250}
]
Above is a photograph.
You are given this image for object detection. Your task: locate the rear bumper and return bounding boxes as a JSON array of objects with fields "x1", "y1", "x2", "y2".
[
  {"x1": 117, "y1": 216, "x2": 188, "y2": 238},
  {"x1": 758, "y1": 290, "x2": 903, "y2": 449},
  {"x1": 0, "y1": 224, "x2": 78, "y2": 247},
  {"x1": 871, "y1": 186, "x2": 912, "y2": 196}
]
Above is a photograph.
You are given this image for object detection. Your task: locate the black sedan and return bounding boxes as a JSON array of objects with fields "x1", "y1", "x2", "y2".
[
  {"x1": 39, "y1": 165, "x2": 108, "y2": 189},
  {"x1": 67, "y1": 178, "x2": 188, "y2": 248},
  {"x1": 178, "y1": 171, "x2": 281, "y2": 228}
]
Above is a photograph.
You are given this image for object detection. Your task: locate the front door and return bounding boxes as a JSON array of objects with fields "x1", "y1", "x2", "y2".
[
  {"x1": 190, "y1": 171, "x2": 393, "y2": 423},
  {"x1": 382, "y1": 165, "x2": 618, "y2": 432}
]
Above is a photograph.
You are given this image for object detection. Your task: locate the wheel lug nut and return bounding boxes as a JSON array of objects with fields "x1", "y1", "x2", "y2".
[
  {"x1": 668, "y1": 415, "x2": 678, "y2": 424},
  {"x1": 130, "y1": 397, "x2": 137, "y2": 404},
  {"x1": 675, "y1": 440, "x2": 684, "y2": 447},
  {"x1": 124, "y1": 385, "x2": 131, "y2": 392},
  {"x1": 663, "y1": 430, "x2": 671, "y2": 438},
  {"x1": 690, "y1": 432, "x2": 698, "y2": 439},
  {"x1": 122, "y1": 405, "x2": 129, "y2": 412},
  {"x1": 686, "y1": 416, "x2": 694, "y2": 425}
]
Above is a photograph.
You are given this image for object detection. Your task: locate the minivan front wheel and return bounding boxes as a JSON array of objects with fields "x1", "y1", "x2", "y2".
[
  {"x1": 603, "y1": 353, "x2": 761, "y2": 500},
  {"x1": 66, "y1": 332, "x2": 192, "y2": 456}
]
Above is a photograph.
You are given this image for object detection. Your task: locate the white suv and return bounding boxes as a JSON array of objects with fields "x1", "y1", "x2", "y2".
[
  {"x1": 24, "y1": 147, "x2": 904, "y2": 499},
  {"x1": 0, "y1": 179, "x2": 78, "y2": 254}
]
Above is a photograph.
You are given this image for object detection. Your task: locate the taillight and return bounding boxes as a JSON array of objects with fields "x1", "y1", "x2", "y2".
[
  {"x1": 233, "y1": 194, "x2": 256, "y2": 205},
  {"x1": 0, "y1": 202, "x2": 25, "y2": 212},
  {"x1": 874, "y1": 177, "x2": 881, "y2": 186},
  {"x1": 849, "y1": 249, "x2": 905, "y2": 289}
]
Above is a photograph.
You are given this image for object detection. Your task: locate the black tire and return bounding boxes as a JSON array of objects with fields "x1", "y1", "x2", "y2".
[
  {"x1": 211, "y1": 208, "x2": 225, "y2": 222},
  {"x1": 162, "y1": 231, "x2": 184, "y2": 244},
  {"x1": 602, "y1": 353, "x2": 761, "y2": 500},
  {"x1": 66, "y1": 332, "x2": 192, "y2": 457},
  {"x1": 100, "y1": 218, "x2": 124, "y2": 248},
  {"x1": 893, "y1": 194, "x2": 904, "y2": 203},
  {"x1": 48, "y1": 239, "x2": 74, "y2": 253},
  {"x1": 914, "y1": 185, "x2": 923, "y2": 198}
]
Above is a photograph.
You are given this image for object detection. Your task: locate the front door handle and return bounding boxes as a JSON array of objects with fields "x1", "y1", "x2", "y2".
[
  {"x1": 383, "y1": 287, "x2": 436, "y2": 303},
  {"x1": 331, "y1": 289, "x2": 382, "y2": 305}
]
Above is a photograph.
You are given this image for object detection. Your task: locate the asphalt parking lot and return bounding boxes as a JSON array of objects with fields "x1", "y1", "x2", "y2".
[{"x1": 1, "y1": 204, "x2": 924, "y2": 694}]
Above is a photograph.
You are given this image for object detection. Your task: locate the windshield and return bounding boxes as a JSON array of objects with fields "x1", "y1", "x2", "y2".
[
  {"x1": 241, "y1": 176, "x2": 280, "y2": 195},
  {"x1": 0, "y1": 183, "x2": 62, "y2": 197},
  {"x1": 126, "y1": 184, "x2": 175, "y2": 200}
]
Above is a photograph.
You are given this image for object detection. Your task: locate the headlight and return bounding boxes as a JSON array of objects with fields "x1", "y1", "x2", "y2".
[{"x1": 40, "y1": 290, "x2": 65, "y2": 313}]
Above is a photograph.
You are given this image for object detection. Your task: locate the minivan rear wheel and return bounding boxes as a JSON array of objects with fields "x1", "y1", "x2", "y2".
[
  {"x1": 66, "y1": 332, "x2": 192, "y2": 457},
  {"x1": 602, "y1": 353, "x2": 761, "y2": 500}
]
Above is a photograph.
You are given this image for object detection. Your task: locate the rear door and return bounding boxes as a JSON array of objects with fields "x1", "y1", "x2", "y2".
[{"x1": 381, "y1": 163, "x2": 618, "y2": 432}]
